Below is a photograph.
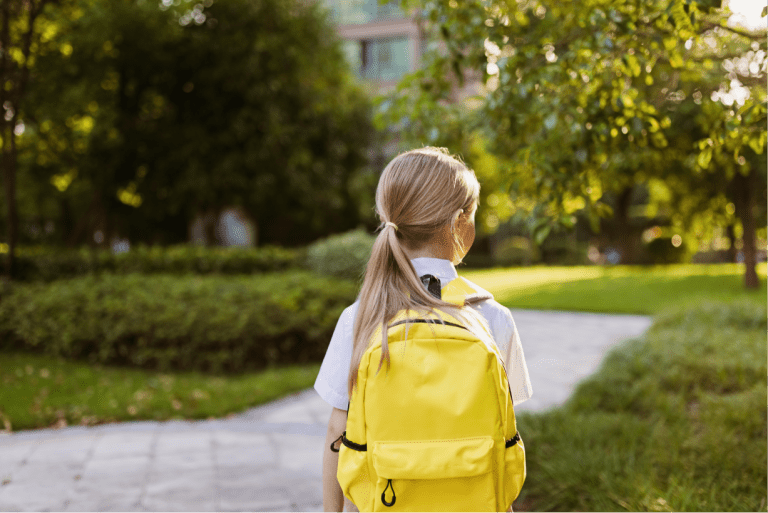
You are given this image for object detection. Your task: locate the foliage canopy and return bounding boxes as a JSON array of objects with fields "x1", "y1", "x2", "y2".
[{"x1": 22, "y1": 0, "x2": 376, "y2": 247}]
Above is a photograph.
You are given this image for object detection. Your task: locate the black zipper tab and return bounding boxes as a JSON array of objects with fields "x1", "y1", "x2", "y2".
[{"x1": 381, "y1": 478, "x2": 396, "y2": 507}]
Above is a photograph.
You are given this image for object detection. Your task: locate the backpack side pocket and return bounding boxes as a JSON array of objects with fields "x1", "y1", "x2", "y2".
[
  {"x1": 503, "y1": 432, "x2": 526, "y2": 509},
  {"x1": 338, "y1": 431, "x2": 372, "y2": 511}
]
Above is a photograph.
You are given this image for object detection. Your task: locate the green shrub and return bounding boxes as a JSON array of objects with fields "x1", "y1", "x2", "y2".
[
  {"x1": 460, "y1": 252, "x2": 496, "y2": 269},
  {"x1": 2, "y1": 243, "x2": 303, "y2": 282},
  {"x1": 643, "y1": 237, "x2": 688, "y2": 264},
  {"x1": 0, "y1": 270, "x2": 357, "y2": 373},
  {"x1": 492, "y1": 236, "x2": 540, "y2": 266},
  {"x1": 5, "y1": 245, "x2": 95, "y2": 282},
  {"x1": 113, "y1": 243, "x2": 303, "y2": 275},
  {"x1": 304, "y1": 228, "x2": 375, "y2": 282},
  {"x1": 690, "y1": 249, "x2": 732, "y2": 264},
  {"x1": 539, "y1": 235, "x2": 589, "y2": 265}
]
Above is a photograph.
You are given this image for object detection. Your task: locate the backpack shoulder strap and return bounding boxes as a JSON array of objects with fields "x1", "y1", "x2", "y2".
[{"x1": 441, "y1": 276, "x2": 494, "y2": 307}]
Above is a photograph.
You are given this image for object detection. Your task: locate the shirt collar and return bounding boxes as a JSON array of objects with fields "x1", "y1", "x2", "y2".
[{"x1": 410, "y1": 257, "x2": 458, "y2": 288}]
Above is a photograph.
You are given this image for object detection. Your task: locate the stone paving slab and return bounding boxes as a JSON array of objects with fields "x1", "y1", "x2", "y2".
[
  {"x1": 509, "y1": 309, "x2": 653, "y2": 413},
  {"x1": 0, "y1": 309, "x2": 652, "y2": 512}
]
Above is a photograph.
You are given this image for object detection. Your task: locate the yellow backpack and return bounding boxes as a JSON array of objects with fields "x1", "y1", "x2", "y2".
[{"x1": 333, "y1": 276, "x2": 526, "y2": 512}]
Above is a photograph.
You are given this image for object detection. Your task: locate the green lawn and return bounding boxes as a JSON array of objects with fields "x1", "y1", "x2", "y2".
[
  {"x1": 0, "y1": 355, "x2": 319, "y2": 432},
  {"x1": 463, "y1": 263, "x2": 767, "y2": 314},
  {"x1": 513, "y1": 298, "x2": 766, "y2": 512}
]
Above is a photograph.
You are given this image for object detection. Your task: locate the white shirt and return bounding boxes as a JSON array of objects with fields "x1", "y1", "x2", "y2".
[{"x1": 314, "y1": 257, "x2": 533, "y2": 410}]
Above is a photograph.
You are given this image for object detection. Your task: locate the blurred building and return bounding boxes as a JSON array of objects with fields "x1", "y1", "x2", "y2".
[
  {"x1": 319, "y1": 0, "x2": 424, "y2": 93},
  {"x1": 318, "y1": 0, "x2": 483, "y2": 100}
]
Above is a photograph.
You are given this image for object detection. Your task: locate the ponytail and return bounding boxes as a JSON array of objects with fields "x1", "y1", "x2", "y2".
[{"x1": 347, "y1": 147, "x2": 491, "y2": 398}]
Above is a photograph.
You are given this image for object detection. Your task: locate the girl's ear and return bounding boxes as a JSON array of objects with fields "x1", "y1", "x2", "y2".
[{"x1": 454, "y1": 208, "x2": 465, "y2": 228}]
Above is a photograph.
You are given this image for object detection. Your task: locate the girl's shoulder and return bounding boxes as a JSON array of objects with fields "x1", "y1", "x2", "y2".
[
  {"x1": 455, "y1": 276, "x2": 515, "y2": 326},
  {"x1": 338, "y1": 300, "x2": 360, "y2": 326},
  {"x1": 450, "y1": 276, "x2": 493, "y2": 300}
]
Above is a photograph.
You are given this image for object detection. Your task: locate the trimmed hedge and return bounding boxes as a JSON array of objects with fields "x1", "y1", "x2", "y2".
[
  {"x1": 643, "y1": 236, "x2": 689, "y2": 264},
  {"x1": 2, "y1": 244, "x2": 303, "y2": 282},
  {"x1": 304, "y1": 228, "x2": 375, "y2": 282},
  {"x1": 0, "y1": 270, "x2": 358, "y2": 373}
]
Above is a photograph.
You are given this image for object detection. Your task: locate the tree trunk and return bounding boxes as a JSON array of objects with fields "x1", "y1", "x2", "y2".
[
  {"x1": 60, "y1": 195, "x2": 75, "y2": 247},
  {"x1": 66, "y1": 190, "x2": 99, "y2": 248},
  {"x1": 1, "y1": 124, "x2": 18, "y2": 281},
  {"x1": 0, "y1": 0, "x2": 47, "y2": 280},
  {"x1": 102, "y1": 208, "x2": 114, "y2": 251},
  {"x1": 203, "y1": 207, "x2": 220, "y2": 247},
  {"x1": 614, "y1": 185, "x2": 636, "y2": 264},
  {"x1": 726, "y1": 223, "x2": 737, "y2": 263},
  {"x1": 741, "y1": 169, "x2": 758, "y2": 289},
  {"x1": 732, "y1": 169, "x2": 759, "y2": 289},
  {"x1": 0, "y1": 0, "x2": 13, "y2": 282}
]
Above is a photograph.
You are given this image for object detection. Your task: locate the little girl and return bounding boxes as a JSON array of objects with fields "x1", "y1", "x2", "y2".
[{"x1": 314, "y1": 147, "x2": 533, "y2": 512}]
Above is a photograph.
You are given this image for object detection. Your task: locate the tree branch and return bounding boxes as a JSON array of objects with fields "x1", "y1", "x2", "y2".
[
  {"x1": 0, "y1": 0, "x2": 11, "y2": 131},
  {"x1": 17, "y1": 0, "x2": 43, "y2": 103},
  {"x1": 701, "y1": 21, "x2": 767, "y2": 41}
]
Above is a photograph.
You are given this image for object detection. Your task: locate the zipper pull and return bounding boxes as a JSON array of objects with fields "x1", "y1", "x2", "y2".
[{"x1": 381, "y1": 478, "x2": 396, "y2": 507}]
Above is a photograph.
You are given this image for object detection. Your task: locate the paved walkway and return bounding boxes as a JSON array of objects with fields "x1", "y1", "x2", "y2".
[{"x1": 0, "y1": 309, "x2": 652, "y2": 512}]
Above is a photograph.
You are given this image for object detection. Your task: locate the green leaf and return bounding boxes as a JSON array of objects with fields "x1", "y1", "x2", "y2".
[
  {"x1": 594, "y1": 202, "x2": 614, "y2": 217},
  {"x1": 560, "y1": 215, "x2": 576, "y2": 229},
  {"x1": 669, "y1": 53, "x2": 684, "y2": 68},
  {"x1": 624, "y1": 54, "x2": 641, "y2": 77},
  {"x1": 533, "y1": 223, "x2": 552, "y2": 246},
  {"x1": 697, "y1": 147, "x2": 712, "y2": 169},
  {"x1": 748, "y1": 136, "x2": 765, "y2": 155},
  {"x1": 669, "y1": 0, "x2": 695, "y2": 38}
]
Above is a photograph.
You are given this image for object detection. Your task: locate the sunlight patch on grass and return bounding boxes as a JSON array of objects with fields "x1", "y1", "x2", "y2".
[
  {"x1": 463, "y1": 263, "x2": 767, "y2": 314},
  {"x1": 462, "y1": 265, "x2": 604, "y2": 303}
]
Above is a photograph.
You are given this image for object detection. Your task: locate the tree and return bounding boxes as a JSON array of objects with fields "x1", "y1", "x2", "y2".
[
  {"x1": 20, "y1": 0, "x2": 375, "y2": 251},
  {"x1": 378, "y1": 0, "x2": 765, "y2": 287},
  {"x1": 0, "y1": 0, "x2": 66, "y2": 281}
]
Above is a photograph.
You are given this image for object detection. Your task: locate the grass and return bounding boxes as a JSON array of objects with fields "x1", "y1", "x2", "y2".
[
  {"x1": 0, "y1": 355, "x2": 320, "y2": 432},
  {"x1": 463, "y1": 263, "x2": 767, "y2": 314},
  {"x1": 1, "y1": 263, "x2": 765, "y2": 511},
  {"x1": 512, "y1": 298, "x2": 767, "y2": 512}
]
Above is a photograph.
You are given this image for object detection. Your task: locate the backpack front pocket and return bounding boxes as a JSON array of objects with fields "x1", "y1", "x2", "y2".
[{"x1": 372, "y1": 436, "x2": 497, "y2": 512}]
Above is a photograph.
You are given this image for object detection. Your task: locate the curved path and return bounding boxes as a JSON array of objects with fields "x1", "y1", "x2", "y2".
[{"x1": 0, "y1": 309, "x2": 652, "y2": 512}]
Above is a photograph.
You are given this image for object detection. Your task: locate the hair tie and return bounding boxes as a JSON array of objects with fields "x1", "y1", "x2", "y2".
[{"x1": 385, "y1": 221, "x2": 398, "y2": 232}]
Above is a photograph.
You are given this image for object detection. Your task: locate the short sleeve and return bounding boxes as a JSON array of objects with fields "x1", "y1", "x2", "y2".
[
  {"x1": 470, "y1": 299, "x2": 533, "y2": 406},
  {"x1": 502, "y1": 309, "x2": 534, "y2": 405},
  {"x1": 314, "y1": 302, "x2": 358, "y2": 411}
]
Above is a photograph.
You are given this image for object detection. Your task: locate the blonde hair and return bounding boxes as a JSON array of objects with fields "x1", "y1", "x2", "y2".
[{"x1": 348, "y1": 147, "x2": 492, "y2": 398}]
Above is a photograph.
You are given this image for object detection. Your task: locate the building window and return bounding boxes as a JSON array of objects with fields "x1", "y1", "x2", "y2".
[
  {"x1": 342, "y1": 39, "x2": 363, "y2": 74},
  {"x1": 359, "y1": 36, "x2": 411, "y2": 82},
  {"x1": 323, "y1": 0, "x2": 405, "y2": 25}
]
